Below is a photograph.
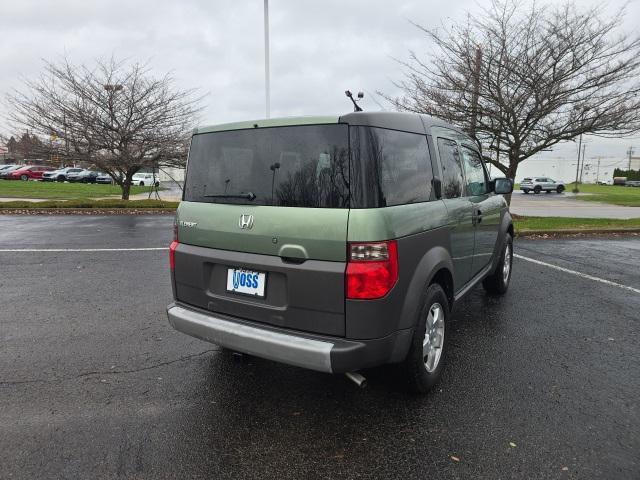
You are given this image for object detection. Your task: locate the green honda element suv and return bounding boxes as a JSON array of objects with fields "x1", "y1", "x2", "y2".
[{"x1": 167, "y1": 111, "x2": 514, "y2": 393}]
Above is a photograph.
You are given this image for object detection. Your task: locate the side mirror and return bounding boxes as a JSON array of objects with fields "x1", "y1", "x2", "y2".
[{"x1": 493, "y1": 177, "x2": 513, "y2": 194}]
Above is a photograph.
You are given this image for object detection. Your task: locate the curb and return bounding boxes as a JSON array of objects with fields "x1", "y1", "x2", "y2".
[
  {"x1": 0, "y1": 208, "x2": 177, "y2": 215},
  {"x1": 516, "y1": 228, "x2": 640, "y2": 237}
]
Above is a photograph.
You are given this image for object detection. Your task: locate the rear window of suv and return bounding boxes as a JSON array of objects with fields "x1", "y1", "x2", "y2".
[{"x1": 184, "y1": 124, "x2": 349, "y2": 208}]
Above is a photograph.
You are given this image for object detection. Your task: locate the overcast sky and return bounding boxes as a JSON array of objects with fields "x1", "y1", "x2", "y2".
[{"x1": 1, "y1": 0, "x2": 639, "y2": 172}]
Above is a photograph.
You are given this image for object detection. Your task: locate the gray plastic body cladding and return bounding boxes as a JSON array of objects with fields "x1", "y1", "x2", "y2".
[
  {"x1": 489, "y1": 209, "x2": 513, "y2": 272},
  {"x1": 345, "y1": 226, "x2": 453, "y2": 340},
  {"x1": 173, "y1": 243, "x2": 346, "y2": 336},
  {"x1": 168, "y1": 302, "x2": 413, "y2": 373}
]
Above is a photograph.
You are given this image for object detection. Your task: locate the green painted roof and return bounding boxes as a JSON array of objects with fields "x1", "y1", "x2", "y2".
[{"x1": 194, "y1": 115, "x2": 340, "y2": 135}]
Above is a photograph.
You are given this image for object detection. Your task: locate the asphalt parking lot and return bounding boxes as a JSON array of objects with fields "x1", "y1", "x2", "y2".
[
  {"x1": 509, "y1": 191, "x2": 640, "y2": 219},
  {"x1": 1, "y1": 216, "x2": 639, "y2": 479}
]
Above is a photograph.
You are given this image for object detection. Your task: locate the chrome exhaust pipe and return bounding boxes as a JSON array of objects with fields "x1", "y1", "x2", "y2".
[{"x1": 345, "y1": 371, "x2": 367, "y2": 388}]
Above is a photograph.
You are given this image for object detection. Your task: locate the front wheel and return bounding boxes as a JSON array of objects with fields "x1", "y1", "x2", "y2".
[
  {"x1": 402, "y1": 283, "x2": 449, "y2": 394},
  {"x1": 20, "y1": 174, "x2": 28, "y2": 181},
  {"x1": 482, "y1": 234, "x2": 513, "y2": 295},
  {"x1": 557, "y1": 185, "x2": 565, "y2": 193},
  {"x1": 533, "y1": 186, "x2": 541, "y2": 194}
]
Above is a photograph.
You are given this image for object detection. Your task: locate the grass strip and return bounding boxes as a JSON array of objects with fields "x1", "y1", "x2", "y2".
[
  {"x1": 0, "y1": 181, "x2": 154, "y2": 199},
  {"x1": 0, "y1": 198, "x2": 178, "y2": 209},
  {"x1": 514, "y1": 215, "x2": 640, "y2": 234}
]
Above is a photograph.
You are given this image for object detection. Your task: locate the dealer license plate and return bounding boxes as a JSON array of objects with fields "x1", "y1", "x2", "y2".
[{"x1": 226, "y1": 268, "x2": 266, "y2": 297}]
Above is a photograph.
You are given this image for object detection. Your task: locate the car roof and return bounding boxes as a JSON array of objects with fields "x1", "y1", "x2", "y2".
[{"x1": 193, "y1": 111, "x2": 464, "y2": 137}]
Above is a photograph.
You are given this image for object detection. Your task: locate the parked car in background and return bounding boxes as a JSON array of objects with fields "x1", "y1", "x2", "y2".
[
  {"x1": 96, "y1": 172, "x2": 119, "y2": 184},
  {"x1": 0, "y1": 165, "x2": 21, "y2": 178},
  {"x1": 625, "y1": 180, "x2": 640, "y2": 187},
  {"x1": 520, "y1": 177, "x2": 565, "y2": 194},
  {"x1": 67, "y1": 169, "x2": 101, "y2": 183},
  {"x1": 8, "y1": 165, "x2": 52, "y2": 181},
  {"x1": 130, "y1": 172, "x2": 159, "y2": 187},
  {"x1": 42, "y1": 167, "x2": 84, "y2": 182}
]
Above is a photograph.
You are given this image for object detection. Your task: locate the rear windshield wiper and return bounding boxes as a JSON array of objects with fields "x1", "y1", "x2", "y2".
[{"x1": 204, "y1": 192, "x2": 257, "y2": 201}]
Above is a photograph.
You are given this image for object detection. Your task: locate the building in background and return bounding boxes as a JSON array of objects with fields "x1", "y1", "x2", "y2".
[{"x1": 503, "y1": 155, "x2": 633, "y2": 184}]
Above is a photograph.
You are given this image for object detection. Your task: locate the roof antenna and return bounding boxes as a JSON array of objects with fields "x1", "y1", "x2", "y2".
[{"x1": 345, "y1": 90, "x2": 364, "y2": 112}]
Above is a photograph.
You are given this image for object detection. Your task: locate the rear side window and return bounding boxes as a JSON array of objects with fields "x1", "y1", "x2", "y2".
[
  {"x1": 350, "y1": 126, "x2": 433, "y2": 208},
  {"x1": 436, "y1": 138, "x2": 464, "y2": 199},
  {"x1": 184, "y1": 124, "x2": 349, "y2": 208},
  {"x1": 460, "y1": 145, "x2": 488, "y2": 195}
]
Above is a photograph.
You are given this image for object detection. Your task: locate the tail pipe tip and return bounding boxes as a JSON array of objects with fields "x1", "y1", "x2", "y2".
[{"x1": 345, "y1": 371, "x2": 367, "y2": 388}]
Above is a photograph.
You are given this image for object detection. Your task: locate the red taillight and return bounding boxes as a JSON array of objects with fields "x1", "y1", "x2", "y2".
[
  {"x1": 169, "y1": 241, "x2": 178, "y2": 270},
  {"x1": 346, "y1": 240, "x2": 398, "y2": 299}
]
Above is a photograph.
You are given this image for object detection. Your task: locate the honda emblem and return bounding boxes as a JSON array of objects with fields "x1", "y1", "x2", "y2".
[{"x1": 239, "y1": 214, "x2": 254, "y2": 230}]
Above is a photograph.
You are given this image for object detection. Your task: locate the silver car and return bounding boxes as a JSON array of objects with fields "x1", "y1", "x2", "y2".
[{"x1": 520, "y1": 177, "x2": 565, "y2": 194}]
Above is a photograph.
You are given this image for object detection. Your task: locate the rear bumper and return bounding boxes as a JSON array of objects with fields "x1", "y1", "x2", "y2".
[{"x1": 167, "y1": 302, "x2": 413, "y2": 373}]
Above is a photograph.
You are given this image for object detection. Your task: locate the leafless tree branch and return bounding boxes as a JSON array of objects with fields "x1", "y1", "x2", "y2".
[
  {"x1": 5, "y1": 56, "x2": 204, "y2": 199},
  {"x1": 380, "y1": 0, "x2": 640, "y2": 191}
]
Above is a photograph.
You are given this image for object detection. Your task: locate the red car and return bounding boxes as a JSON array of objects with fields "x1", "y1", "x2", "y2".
[{"x1": 8, "y1": 166, "x2": 52, "y2": 181}]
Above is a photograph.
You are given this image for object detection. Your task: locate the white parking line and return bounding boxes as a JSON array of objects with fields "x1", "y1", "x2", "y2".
[
  {"x1": 0, "y1": 247, "x2": 166, "y2": 252},
  {"x1": 515, "y1": 254, "x2": 640, "y2": 295}
]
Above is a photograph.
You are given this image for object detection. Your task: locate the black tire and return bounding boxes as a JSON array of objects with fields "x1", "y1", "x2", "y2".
[
  {"x1": 556, "y1": 185, "x2": 565, "y2": 193},
  {"x1": 545, "y1": 190, "x2": 550, "y2": 194},
  {"x1": 402, "y1": 283, "x2": 449, "y2": 394},
  {"x1": 482, "y1": 234, "x2": 513, "y2": 295},
  {"x1": 57, "y1": 176, "x2": 65, "y2": 182},
  {"x1": 20, "y1": 174, "x2": 28, "y2": 181},
  {"x1": 139, "y1": 181, "x2": 144, "y2": 186},
  {"x1": 523, "y1": 189, "x2": 529, "y2": 194},
  {"x1": 533, "y1": 186, "x2": 541, "y2": 194}
]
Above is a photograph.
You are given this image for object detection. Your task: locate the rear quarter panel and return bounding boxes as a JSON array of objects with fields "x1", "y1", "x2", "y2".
[{"x1": 346, "y1": 202, "x2": 454, "y2": 339}]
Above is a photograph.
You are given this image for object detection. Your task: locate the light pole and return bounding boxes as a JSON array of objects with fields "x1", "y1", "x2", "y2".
[
  {"x1": 572, "y1": 107, "x2": 589, "y2": 193},
  {"x1": 270, "y1": 162, "x2": 280, "y2": 203},
  {"x1": 573, "y1": 133, "x2": 583, "y2": 193},
  {"x1": 264, "y1": 0, "x2": 270, "y2": 118},
  {"x1": 579, "y1": 144, "x2": 586, "y2": 183}
]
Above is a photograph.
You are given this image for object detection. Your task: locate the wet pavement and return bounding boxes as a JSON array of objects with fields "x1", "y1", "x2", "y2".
[
  {"x1": 1, "y1": 215, "x2": 639, "y2": 479},
  {"x1": 510, "y1": 191, "x2": 640, "y2": 219}
]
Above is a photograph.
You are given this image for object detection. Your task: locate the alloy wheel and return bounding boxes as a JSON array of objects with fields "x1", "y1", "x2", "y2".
[
  {"x1": 503, "y1": 242, "x2": 512, "y2": 283},
  {"x1": 423, "y1": 302, "x2": 445, "y2": 373}
]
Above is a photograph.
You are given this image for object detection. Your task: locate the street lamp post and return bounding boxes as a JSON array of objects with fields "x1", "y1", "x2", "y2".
[
  {"x1": 573, "y1": 133, "x2": 583, "y2": 193},
  {"x1": 270, "y1": 162, "x2": 280, "y2": 203},
  {"x1": 572, "y1": 107, "x2": 590, "y2": 193},
  {"x1": 264, "y1": 0, "x2": 270, "y2": 119}
]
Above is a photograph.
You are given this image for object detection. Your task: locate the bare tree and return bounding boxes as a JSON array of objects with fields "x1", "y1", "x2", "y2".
[
  {"x1": 5, "y1": 57, "x2": 203, "y2": 199},
  {"x1": 382, "y1": 0, "x2": 640, "y2": 197}
]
